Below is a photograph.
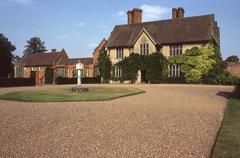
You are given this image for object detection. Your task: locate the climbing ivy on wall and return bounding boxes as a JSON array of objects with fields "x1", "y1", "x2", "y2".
[
  {"x1": 144, "y1": 53, "x2": 168, "y2": 83},
  {"x1": 116, "y1": 52, "x2": 167, "y2": 83}
]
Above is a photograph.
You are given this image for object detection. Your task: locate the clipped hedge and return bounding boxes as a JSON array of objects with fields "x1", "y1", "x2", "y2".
[
  {"x1": 55, "y1": 77, "x2": 101, "y2": 85},
  {"x1": 45, "y1": 67, "x2": 54, "y2": 84},
  {"x1": 167, "y1": 76, "x2": 186, "y2": 83},
  {"x1": 55, "y1": 77, "x2": 77, "y2": 85},
  {"x1": 82, "y1": 77, "x2": 101, "y2": 84},
  {"x1": 0, "y1": 77, "x2": 36, "y2": 87}
]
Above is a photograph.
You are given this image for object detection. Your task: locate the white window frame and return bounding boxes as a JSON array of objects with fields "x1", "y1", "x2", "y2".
[
  {"x1": 140, "y1": 43, "x2": 149, "y2": 56},
  {"x1": 115, "y1": 66, "x2": 122, "y2": 77},
  {"x1": 116, "y1": 48, "x2": 124, "y2": 59},
  {"x1": 168, "y1": 64, "x2": 181, "y2": 77},
  {"x1": 56, "y1": 67, "x2": 66, "y2": 77},
  {"x1": 170, "y1": 45, "x2": 183, "y2": 56}
]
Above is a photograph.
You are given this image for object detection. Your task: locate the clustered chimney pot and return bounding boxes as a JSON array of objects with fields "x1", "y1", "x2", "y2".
[
  {"x1": 127, "y1": 10, "x2": 133, "y2": 24},
  {"x1": 51, "y1": 49, "x2": 57, "y2": 53},
  {"x1": 177, "y1": 7, "x2": 185, "y2": 19},
  {"x1": 172, "y1": 8, "x2": 178, "y2": 19},
  {"x1": 172, "y1": 7, "x2": 185, "y2": 19},
  {"x1": 127, "y1": 8, "x2": 143, "y2": 24}
]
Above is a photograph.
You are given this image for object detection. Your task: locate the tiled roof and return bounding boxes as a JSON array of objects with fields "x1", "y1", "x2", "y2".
[
  {"x1": 227, "y1": 62, "x2": 240, "y2": 77},
  {"x1": 106, "y1": 14, "x2": 216, "y2": 48},
  {"x1": 67, "y1": 58, "x2": 93, "y2": 65},
  {"x1": 19, "y1": 52, "x2": 60, "y2": 67},
  {"x1": 93, "y1": 39, "x2": 107, "y2": 55}
]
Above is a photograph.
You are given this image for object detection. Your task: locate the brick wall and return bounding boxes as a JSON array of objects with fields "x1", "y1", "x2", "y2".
[{"x1": 227, "y1": 62, "x2": 240, "y2": 77}]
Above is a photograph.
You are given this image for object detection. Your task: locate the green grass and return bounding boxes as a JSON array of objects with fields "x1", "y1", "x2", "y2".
[
  {"x1": 0, "y1": 87, "x2": 145, "y2": 102},
  {"x1": 212, "y1": 98, "x2": 240, "y2": 158}
]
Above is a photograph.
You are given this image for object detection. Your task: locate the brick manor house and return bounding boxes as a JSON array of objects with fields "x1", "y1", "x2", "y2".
[
  {"x1": 105, "y1": 7, "x2": 220, "y2": 83},
  {"x1": 15, "y1": 49, "x2": 93, "y2": 85},
  {"x1": 15, "y1": 7, "x2": 220, "y2": 84}
]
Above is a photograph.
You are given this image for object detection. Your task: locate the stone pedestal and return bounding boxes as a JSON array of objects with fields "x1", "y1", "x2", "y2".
[{"x1": 71, "y1": 86, "x2": 89, "y2": 93}]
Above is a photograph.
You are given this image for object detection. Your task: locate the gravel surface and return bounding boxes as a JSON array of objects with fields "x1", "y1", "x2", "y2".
[{"x1": 0, "y1": 84, "x2": 233, "y2": 158}]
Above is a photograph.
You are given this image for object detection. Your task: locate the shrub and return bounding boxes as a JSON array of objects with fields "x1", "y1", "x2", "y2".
[
  {"x1": 145, "y1": 53, "x2": 167, "y2": 83},
  {"x1": 167, "y1": 75, "x2": 185, "y2": 83},
  {"x1": 233, "y1": 83, "x2": 240, "y2": 99},
  {"x1": 168, "y1": 46, "x2": 216, "y2": 83},
  {"x1": 116, "y1": 52, "x2": 167, "y2": 83},
  {"x1": 81, "y1": 77, "x2": 101, "y2": 84},
  {"x1": 45, "y1": 67, "x2": 53, "y2": 84},
  {"x1": 55, "y1": 77, "x2": 101, "y2": 85},
  {"x1": 201, "y1": 61, "x2": 227, "y2": 84},
  {"x1": 117, "y1": 53, "x2": 141, "y2": 82},
  {"x1": 102, "y1": 79, "x2": 110, "y2": 84},
  {"x1": 0, "y1": 77, "x2": 35, "y2": 87},
  {"x1": 97, "y1": 51, "x2": 112, "y2": 81},
  {"x1": 55, "y1": 77, "x2": 76, "y2": 85}
]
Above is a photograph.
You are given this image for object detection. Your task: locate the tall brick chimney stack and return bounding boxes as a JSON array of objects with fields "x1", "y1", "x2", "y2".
[
  {"x1": 172, "y1": 8, "x2": 178, "y2": 19},
  {"x1": 132, "y1": 8, "x2": 142, "y2": 23},
  {"x1": 172, "y1": 7, "x2": 185, "y2": 19},
  {"x1": 127, "y1": 10, "x2": 133, "y2": 24},
  {"x1": 51, "y1": 49, "x2": 57, "y2": 53},
  {"x1": 127, "y1": 8, "x2": 143, "y2": 24},
  {"x1": 177, "y1": 7, "x2": 185, "y2": 18}
]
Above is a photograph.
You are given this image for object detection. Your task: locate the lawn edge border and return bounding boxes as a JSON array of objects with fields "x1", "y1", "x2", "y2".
[
  {"x1": 209, "y1": 98, "x2": 232, "y2": 158},
  {"x1": 0, "y1": 89, "x2": 145, "y2": 103}
]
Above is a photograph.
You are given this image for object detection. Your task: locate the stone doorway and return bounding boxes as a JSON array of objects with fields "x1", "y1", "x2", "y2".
[{"x1": 141, "y1": 70, "x2": 148, "y2": 83}]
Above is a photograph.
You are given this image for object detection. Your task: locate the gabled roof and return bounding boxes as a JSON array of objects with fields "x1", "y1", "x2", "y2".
[
  {"x1": 18, "y1": 52, "x2": 61, "y2": 67},
  {"x1": 93, "y1": 38, "x2": 107, "y2": 55},
  {"x1": 106, "y1": 14, "x2": 216, "y2": 48}
]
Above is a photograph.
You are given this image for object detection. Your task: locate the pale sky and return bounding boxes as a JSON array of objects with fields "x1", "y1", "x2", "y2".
[{"x1": 0, "y1": 0, "x2": 239, "y2": 59}]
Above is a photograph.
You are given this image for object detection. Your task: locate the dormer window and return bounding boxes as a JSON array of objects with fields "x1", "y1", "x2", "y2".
[
  {"x1": 140, "y1": 43, "x2": 149, "y2": 55},
  {"x1": 116, "y1": 48, "x2": 123, "y2": 59},
  {"x1": 170, "y1": 45, "x2": 182, "y2": 56}
]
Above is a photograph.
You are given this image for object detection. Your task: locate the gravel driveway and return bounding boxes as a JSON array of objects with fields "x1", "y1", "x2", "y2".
[{"x1": 0, "y1": 84, "x2": 233, "y2": 158}]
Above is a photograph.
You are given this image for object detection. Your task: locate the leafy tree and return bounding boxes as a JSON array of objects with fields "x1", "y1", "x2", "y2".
[
  {"x1": 201, "y1": 60, "x2": 227, "y2": 84},
  {"x1": 202, "y1": 46, "x2": 240, "y2": 85},
  {"x1": 12, "y1": 54, "x2": 21, "y2": 64},
  {"x1": 168, "y1": 46, "x2": 216, "y2": 83},
  {"x1": 24, "y1": 37, "x2": 47, "y2": 54},
  {"x1": 225, "y1": 55, "x2": 239, "y2": 63},
  {"x1": 0, "y1": 34, "x2": 16, "y2": 77},
  {"x1": 97, "y1": 51, "x2": 112, "y2": 82}
]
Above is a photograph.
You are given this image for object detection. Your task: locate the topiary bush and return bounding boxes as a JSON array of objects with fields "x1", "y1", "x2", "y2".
[
  {"x1": 45, "y1": 67, "x2": 53, "y2": 84},
  {"x1": 97, "y1": 51, "x2": 112, "y2": 82}
]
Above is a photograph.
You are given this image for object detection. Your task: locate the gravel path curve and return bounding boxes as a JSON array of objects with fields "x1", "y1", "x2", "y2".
[{"x1": 0, "y1": 84, "x2": 233, "y2": 158}]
